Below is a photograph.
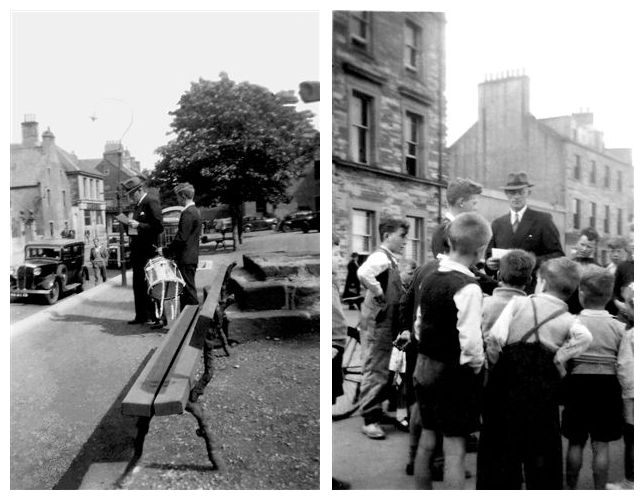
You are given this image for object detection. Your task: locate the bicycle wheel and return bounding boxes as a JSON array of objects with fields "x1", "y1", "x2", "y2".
[{"x1": 332, "y1": 329, "x2": 363, "y2": 420}]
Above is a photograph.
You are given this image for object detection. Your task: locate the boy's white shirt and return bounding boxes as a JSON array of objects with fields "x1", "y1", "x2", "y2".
[
  {"x1": 413, "y1": 255, "x2": 485, "y2": 372},
  {"x1": 487, "y1": 293, "x2": 593, "y2": 373},
  {"x1": 357, "y1": 246, "x2": 398, "y2": 297}
]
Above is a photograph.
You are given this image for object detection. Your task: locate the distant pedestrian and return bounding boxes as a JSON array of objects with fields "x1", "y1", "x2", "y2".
[
  {"x1": 413, "y1": 213, "x2": 491, "y2": 489},
  {"x1": 90, "y1": 238, "x2": 108, "y2": 285},
  {"x1": 562, "y1": 266, "x2": 625, "y2": 490},
  {"x1": 357, "y1": 215, "x2": 408, "y2": 440},
  {"x1": 342, "y1": 252, "x2": 361, "y2": 308},
  {"x1": 479, "y1": 257, "x2": 592, "y2": 490},
  {"x1": 567, "y1": 227, "x2": 600, "y2": 314}
]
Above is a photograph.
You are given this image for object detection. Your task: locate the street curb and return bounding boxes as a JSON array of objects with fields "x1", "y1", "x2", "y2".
[{"x1": 10, "y1": 271, "x2": 132, "y2": 339}]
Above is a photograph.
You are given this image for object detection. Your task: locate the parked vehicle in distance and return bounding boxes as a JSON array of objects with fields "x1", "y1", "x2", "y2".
[
  {"x1": 242, "y1": 215, "x2": 275, "y2": 232},
  {"x1": 278, "y1": 210, "x2": 320, "y2": 233},
  {"x1": 10, "y1": 239, "x2": 88, "y2": 305},
  {"x1": 107, "y1": 235, "x2": 132, "y2": 269},
  {"x1": 264, "y1": 216, "x2": 279, "y2": 230}
]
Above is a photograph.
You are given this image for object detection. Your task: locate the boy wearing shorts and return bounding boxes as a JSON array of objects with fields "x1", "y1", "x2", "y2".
[
  {"x1": 562, "y1": 265, "x2": 626, "y2": 489},
  {"x1": 413, "y1": 212, "x2": 491, "y2": 489},
  {"x1": 479, "y1": 257, "x2": 592, "y2": 489}
]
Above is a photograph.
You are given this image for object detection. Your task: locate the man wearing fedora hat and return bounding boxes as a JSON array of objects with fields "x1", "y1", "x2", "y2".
[
  {"x1": 119, "y1": 176, "x2": 164, "y2": 325},
  {"x1": 164, "y1": 182, "x2": 201, "y2": 310},
  {"x1": 486, "y1": 172, "x2": 564, "y2": 292}
]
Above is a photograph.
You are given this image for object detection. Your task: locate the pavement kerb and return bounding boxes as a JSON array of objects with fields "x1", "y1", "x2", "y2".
[{"x1": 10, "y1": 271, "x2": 132, "y2": 339}]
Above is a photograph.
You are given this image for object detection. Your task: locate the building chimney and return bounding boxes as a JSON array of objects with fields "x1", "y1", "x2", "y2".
[
  {"x1": 41, "y1": 127, "x2": 55, "y2": 151},
  {"x1": 21, "y1": 114, "x2": 39, "y2": 147}
]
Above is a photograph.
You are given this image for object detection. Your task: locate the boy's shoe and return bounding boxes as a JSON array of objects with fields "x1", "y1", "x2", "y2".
[
  {"x1": 606, "y1": 480, "x2": 634, "y2": 490},
  {"x1": 362, "y1": 423, "x2": 386, "y2": 439}
]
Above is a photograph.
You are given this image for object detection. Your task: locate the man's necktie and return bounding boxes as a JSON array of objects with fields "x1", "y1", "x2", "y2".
[{"x1": 512, "y1": 214, "x2": 519, "y2": 233}]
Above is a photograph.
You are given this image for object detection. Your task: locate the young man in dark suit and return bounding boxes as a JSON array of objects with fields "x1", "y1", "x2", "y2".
[
  {"x1": 120, "y1": 176, "x2": 164, "y2": 325},
  {"x1": 485, "y1": 172, "x2": 564, "y2": 292},
  {"x1": 165, "y1": 182, "x2": 201, "y2": 309}
]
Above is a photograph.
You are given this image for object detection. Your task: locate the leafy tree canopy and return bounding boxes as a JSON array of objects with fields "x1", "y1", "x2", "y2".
[{"x1": 150, "y1": 72, "x2": 319, "y2": 210}]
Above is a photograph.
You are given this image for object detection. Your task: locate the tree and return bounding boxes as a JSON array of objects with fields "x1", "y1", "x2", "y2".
[{"x1": 151, "y1": 73, "x2": 319, "y2": 244}]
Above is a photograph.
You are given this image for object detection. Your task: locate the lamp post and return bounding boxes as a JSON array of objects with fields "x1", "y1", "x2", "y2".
[{"x1": 91, "y1": 98, "x2": 134, "y2": 286}]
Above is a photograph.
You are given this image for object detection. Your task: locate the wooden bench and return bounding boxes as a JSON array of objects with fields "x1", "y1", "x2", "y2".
[{"x1": 119, "y1": 262, "x2": 238, "y2": 481}]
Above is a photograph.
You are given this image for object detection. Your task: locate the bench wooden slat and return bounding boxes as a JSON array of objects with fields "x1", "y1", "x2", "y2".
[{"x1": 121, "y1": 305, "x2": 200, "y2": 417}]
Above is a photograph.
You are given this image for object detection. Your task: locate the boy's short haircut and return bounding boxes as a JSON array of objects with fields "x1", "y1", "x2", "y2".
[
  {"x1": 499, "y1": 249, "x2": 536, "y2": 287},
  {"x1": 579, "y1": 226, "x2": 600, "y2": 243},
  {"x1": 538, "y1": 257, "x2": 581, "y2": 300},
  {"x1": 378, "y1": 216, "x2": 409, "y2": 241},
  {"x1": 579, "y1": 265, "x2": 615, "y2": 307},
  {"x1": 446, "y1": 178, "x2": 483, "y2": 206},
  {"x1": 447, "y1": 212, "x2": 492, "y2": 256},
  {"x1": 607, "y1": 236, "x2": 630, "y2": 251}
]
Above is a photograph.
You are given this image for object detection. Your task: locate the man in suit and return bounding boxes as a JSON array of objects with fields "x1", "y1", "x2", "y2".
[
  {"x1": 164, "y1": 182, "x2": 201, "y2": 310},
  {"x1": 485, "y1": 172, "x2": 564, "y2": 292},
  {"x1": 120, "y1": 176, "x2": 164, "y2": 325}
]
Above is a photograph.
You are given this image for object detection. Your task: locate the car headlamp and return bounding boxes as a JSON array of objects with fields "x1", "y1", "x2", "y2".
[{"x1": 33, "y1": 267, "x2": 42, "y2": 276}]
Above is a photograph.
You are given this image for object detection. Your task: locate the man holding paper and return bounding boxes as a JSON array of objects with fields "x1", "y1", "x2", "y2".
[
  {"x1": 485, "y1": 172, "x2": 564, "y2": 293},
  {"x1": 119, "y1": 176, "x2": 164, "y2": 325}
]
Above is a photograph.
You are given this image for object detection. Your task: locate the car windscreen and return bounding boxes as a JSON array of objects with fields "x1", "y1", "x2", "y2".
[{"x1": 26, "y1": 247, "x2": 60, "y2": 260}]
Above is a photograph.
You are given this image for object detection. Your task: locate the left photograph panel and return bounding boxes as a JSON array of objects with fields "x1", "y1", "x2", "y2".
[{"x1": 10, "y1": 11, "x2": 320, "y2": 490}]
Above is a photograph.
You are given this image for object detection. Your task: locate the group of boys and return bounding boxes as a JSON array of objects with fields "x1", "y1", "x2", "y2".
[{"x1": 334, "y1": 184, "x2": 634, "y2": 490}]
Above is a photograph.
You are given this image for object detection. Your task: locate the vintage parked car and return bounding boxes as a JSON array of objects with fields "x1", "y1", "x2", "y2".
[
  {"x1": 107, "y1": 235, "x2": 132, "y2": 269},
  {"x1": 278, "y1": 210, "x2": 320, "y2": 233},
  {"x1": 10, "y1": 239, "x2": 88, "y2": 305},
  {"x1": 242, "y1": 215, "x2": 275, "y2": 232}
]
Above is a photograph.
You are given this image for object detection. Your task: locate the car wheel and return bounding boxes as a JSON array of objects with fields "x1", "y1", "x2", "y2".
[
  {"x1": 45, "y1": 280, "x2": 61, "y2": 305},
  {"x1": 283, "y1": 224, "x2": 292, "y2": 233},
  {"x1": 271, "y1": 223, "x2": 278, "y2": 231},
  {"x1": 301, "y1": 222, "x2": 310, "y2": 233},
  {"x1": 243, "y1": 225, "x2": 252, "y2": 233}
]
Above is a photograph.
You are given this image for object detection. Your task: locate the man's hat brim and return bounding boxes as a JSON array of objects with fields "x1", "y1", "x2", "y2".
[{"x1": 502, "y1": 182, "x2": 534, "y2": 191}]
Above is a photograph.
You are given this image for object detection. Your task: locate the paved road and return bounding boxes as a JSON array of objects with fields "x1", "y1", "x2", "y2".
[{"x1": 10, "y1": 231, "x2": 319, "y2": 490}]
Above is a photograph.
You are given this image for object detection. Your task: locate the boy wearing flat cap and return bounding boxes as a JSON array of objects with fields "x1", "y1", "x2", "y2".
[{"x1": 165, "y1": 182, "x2": 201, "y2": 309}]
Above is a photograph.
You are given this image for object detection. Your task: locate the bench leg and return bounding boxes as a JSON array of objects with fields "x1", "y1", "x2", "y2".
[
  {"x1": 185, "y1": 400, "x2": 222, "y2": 470},
  {"x1": 189, "y1": 343, "x2": 214, "y2": 403}
]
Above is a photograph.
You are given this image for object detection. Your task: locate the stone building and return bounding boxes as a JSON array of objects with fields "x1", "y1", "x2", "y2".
[
  {"x1": 332, "y1": 11, "x2": 447, "y2": 265},
  {"x1": 10, "y1": 116, "x2": 106, "y2": 258},
  {"x1": 448, "y1": 73, "x2": 634, "y2": 262}
]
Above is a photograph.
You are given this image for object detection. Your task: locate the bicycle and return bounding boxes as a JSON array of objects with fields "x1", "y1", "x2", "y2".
[{"x1": 332, "y1": 325, "x2": 363, "y2": 420}]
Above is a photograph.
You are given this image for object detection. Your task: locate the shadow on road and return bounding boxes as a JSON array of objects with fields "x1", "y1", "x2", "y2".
[
  {"x1": 47, "y1": 311, "x2": 155, "y2": 337},
  {"x1": 53, "y1": 349, "x2": 155, "y2": 490}
]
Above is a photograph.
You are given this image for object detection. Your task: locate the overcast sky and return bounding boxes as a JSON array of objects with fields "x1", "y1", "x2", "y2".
[
  {"x1": 445, "y1": 2, "x2": 640, "y2": 163},
  {"x1": 10, "y1": 11, "x2": 320, "y2": 171},
  {"x1": 10, "y1": 5, "x2": 641, "y2": 170}
]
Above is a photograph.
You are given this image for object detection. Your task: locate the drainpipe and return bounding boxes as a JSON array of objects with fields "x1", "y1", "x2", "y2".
[{"x1": 436, "y1": 15, "x2": 445, "y2": 223}]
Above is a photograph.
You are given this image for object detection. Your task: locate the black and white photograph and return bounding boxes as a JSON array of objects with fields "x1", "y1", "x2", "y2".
[
  {"x1": 9, "y1": 10, "x2": 320, "y2": 490},
  {"x1": 331, "y1": 5, "x2": 637, "y2": 490}
]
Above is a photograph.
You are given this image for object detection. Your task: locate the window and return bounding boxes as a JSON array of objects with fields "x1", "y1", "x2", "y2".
[
  {"x1": 617, "y1": 171, "x2": 623, "y2": 192},
  {"x1": 84, "y1": 210, "x2": 91, "y2": 227},
  {"x1": 604, "y1": 205, "x2": 610, "y2": 234},
  {"x1": 84, "y1": 178, "x2": 89, "y2": 199},
  {"x1": 90, "y1": 179, "x2": 95, "y2": 199},
  {"x1": 405, "y1": 216, "x2": 423, "y2": 264},
  {"x1": 590, "y1": 160, "x2": 596, "y2": 183},
  {"x1": 574, "y1": 155, "x2": 581, "y2": 180},
  {"x1": 96, "y1": 211, "x2": 103, "y2": 226},
  {"x1": 349, "y1": 12, "x2": 370, "y2": 48},
  {"x1": 352, "y1": 209, "x2": 374, "y2": 254},
  {"x1": 573, "y1": 199, "x2": 581, "y2": 229},
  {"x1": 617, "y1": 208, "x2": 623, "y2": 235},
  {"x1": 589, "y1": 202, "x2": 596, "y2": 229},
  {"x1": 46, "y1": 189, "x2": 51, "y2": 207},
  {"x1": 405, "y1": 112, "x2": 422, "y2": 176},
  {"x1": 604, "y1": 165, "x2": 610, "y2": 188},
  {"x1": 351, "y1": 91, "x2": 373, "y2": 164},
  {"x1": 404, "y1": 22, "x2": 421, "y2": 72},
  {"x1": 62, "y1": 190, "x2": 66, "y2": 208}
]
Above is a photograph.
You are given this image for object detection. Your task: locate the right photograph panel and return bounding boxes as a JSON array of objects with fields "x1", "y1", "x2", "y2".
[{"x1": 332, "y1": 8, "x2": 635, "y2": 491}]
